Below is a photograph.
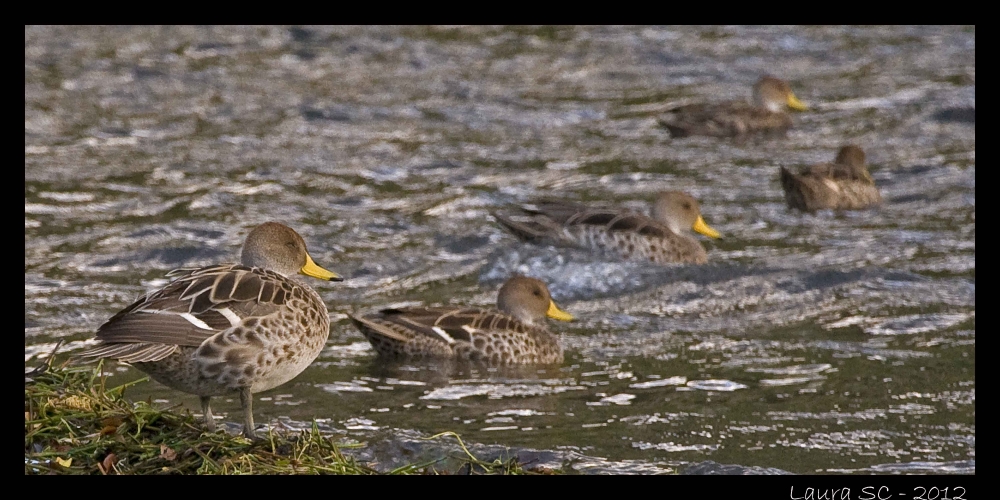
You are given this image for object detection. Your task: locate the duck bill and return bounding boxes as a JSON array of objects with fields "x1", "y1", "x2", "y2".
[
  {"x1": 786, "y1": 93, "x2": 808, "y2": 111},
  {"x1": 300, "y1": 254, "x2": 343, "y2": 281},
  {"x1": 546, "y1": 301, "x2": 574, "y2": 322},
  {"x1": 692, "y1": 216, "x2": 722, "y2": 239}
]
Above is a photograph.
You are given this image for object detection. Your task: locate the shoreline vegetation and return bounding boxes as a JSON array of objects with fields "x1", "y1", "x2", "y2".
[{"x1": 24, "y1": 347, "x2": 557, "y2": 475}]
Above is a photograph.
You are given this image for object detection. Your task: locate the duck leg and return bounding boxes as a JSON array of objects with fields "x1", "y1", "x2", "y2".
[
  {"x1": 239, "y1": 387, "x2": 258, "y2": 440},
  {"x1": 200, "y1": 395, "x2": 216, "y2": 431}
]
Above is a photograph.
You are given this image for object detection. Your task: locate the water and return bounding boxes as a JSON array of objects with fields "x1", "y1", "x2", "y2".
[{"x1": 25, "y1": 25, "x2": 974, "y2": 474}]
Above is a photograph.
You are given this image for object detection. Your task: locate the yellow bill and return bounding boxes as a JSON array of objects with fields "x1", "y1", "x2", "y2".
[
  {"x1": 692, "y1": 216, "x2": 722, "y2": 239},
  {"x1": 787, "y1": 93, "x2": 808, "y2": 111},
  {"x1": 300, "y1": 253, "x2": 343, "y2": 281},
  {"x1": 546, "y1": 300, "x2": 574, "y2": 321}
]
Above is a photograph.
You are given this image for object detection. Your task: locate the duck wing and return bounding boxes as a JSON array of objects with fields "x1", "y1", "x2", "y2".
[{"x1": 77, "y1": 264, "x2": 287, "y2": 362}]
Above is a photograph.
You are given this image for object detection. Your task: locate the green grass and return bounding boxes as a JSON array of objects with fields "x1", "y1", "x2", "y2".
[{"x1": 24, "y1": 352, "x2": 559, "y2": 475}]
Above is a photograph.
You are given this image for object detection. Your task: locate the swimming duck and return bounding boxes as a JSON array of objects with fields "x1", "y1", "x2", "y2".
[
  {"x1": 75, "y1": 222, "x2": 342, "y2": 439},
  {"x1": 779, "y1": 145, "x2": 882, "y2": 212},
  {"x1": 350, "y1": 276, "x2": 573, "y2": 365},
  {"x1": 492, "y1": 191, "x2": 722, "y2": 264},
  {"x1": 658, "y1": 75, "x2": 808, "y2": 138}
]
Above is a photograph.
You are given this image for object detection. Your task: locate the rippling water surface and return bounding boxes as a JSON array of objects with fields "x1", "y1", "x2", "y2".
[{"x1": 25, "y1": 26, "x2": 974, "y2": 474}]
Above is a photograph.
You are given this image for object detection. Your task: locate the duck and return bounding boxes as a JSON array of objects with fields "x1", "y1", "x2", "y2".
[
  {"x1": 75, "y1": 222, "x2": 342, "y2": 439},
  {"x1": 492, "y1": 191, "x2": 722, "y2": 264},
  {"x1": 779, "y1": 145, "x2": 882, "y2": 212},
  {"x1": 350, "y1": 276, "x2": 573, "y2": 365},
  {"x1": 658, "y1": 75, "x2": 808, "y2": 139}
]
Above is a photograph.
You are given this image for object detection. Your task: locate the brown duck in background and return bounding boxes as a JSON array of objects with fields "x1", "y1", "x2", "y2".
[
  {"x1": 658, "y1": 75, "x2": 808, "y2": 138},
  {"x1": 493, "y1": 191, "x2": 721, "y2": 264},
  {"x1": 350, "y1": 276, "x2": 573, "y2": 365},
  {"x1": 75, "y1": 222, "x2": 342, "y2": 439},
  {"x1": 780, "y1": 145, "x2": 882, "y2": 212}
]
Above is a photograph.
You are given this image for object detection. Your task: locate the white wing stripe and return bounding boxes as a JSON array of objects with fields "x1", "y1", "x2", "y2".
[
  {"x1": 216, "y1": 307, "x2": 242, "y2": 328},
  {"x1": 431, "y1": 326, "x2": 457, "y2": 345},
  {"x1": 138, "y1": 309, "x2": 215, "y2": 330}
]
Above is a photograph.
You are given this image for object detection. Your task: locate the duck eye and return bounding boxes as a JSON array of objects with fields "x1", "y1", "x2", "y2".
[
  {"x1": 285, "y1": 241, "x2": 297, "y2": 249},
  {"x1": 682, "y1": 202, "x2": 692, "y2": 210},
  {"x1": 533, "y1": 289, "x2": 542, "y2": 297}
]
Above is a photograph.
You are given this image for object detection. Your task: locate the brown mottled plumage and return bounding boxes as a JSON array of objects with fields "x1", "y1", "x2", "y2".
[
  {"x1": 75, "y1": 222, "x2": 342, "y2": 439},
  {"x1": 350, "y1": 276, "x2": 573, "y2": 365},
  {"x1": 658, "y1": 76, "x2": 808, "y2": 138},
  {"x1": 780, "y1": 145, "x2": 882, "y2": 212},
  {"x1": 492, "y1": 191, "x2": 722, "y2": 264}
]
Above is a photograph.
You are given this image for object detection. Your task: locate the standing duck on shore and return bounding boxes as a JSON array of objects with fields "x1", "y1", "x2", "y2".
[{"x1": 75, "y1": 222, "x2": 342, "y2": 440}]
